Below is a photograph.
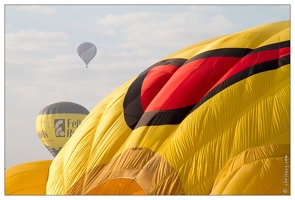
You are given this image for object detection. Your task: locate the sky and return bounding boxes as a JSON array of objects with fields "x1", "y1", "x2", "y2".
[{"x1": 3, "y1": 2, "x2": 291, "y2": 170}]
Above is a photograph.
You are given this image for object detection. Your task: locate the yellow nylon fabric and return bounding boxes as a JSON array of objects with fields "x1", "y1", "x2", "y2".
[
  {"x1": 210, "y1": 144, "x2": 290, "y2": 194},
  {"x1": 46, "y1": 79, "x2": 135, "y2": 194},
  {"x1": 156, "y1": 65, "x2": 290, "y2": 194},
  {"x1": 5, "y1": 160, "x2": 52, "y2": 195},
  {"x1": 46, "y1": 20, "x2": 290, "y2": 195}
]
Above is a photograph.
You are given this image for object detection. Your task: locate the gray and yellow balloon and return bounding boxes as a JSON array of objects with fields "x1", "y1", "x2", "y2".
[{"x1": 35, "y1": 102, "x2": 89, "y2": 157}]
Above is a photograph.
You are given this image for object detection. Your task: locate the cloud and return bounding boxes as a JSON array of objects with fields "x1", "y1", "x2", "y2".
[
  {"x1": 6, "y1": 30, "x2": 69, "y2": 52},
  {"x1": 93, "y1": 10, "x2": 234, "y2": 54},
  {"x1": 96, "y1": 12, "x2": 151, "y2": 27},
  {"x1": 15, "y1": 5, "x2": 56, "y2": 14},
  {"x1": 5, "y1": 30, "x2": 70, "y2": 65}
]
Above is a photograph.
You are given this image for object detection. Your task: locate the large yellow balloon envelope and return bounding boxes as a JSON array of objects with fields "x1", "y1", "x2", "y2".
[
  {"x1": 36, "y1": 102, "x2": 89, "y2": 157},
  {"x1": 5, "y1": 160, "x2": 52, "y2": 195},
  {"x1": 47, "y1": 21, "x2": 290, "y2": 195}
]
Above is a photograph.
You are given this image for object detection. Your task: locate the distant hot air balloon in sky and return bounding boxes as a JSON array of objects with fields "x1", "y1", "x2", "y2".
[
  {"x1": 77, "y1": 42, "x2": 97, "y2": 68},
  {"x1": 35, "y1": 102, "x2": 89, "y2": 157},
  {"x1": 47, "y1": 21, "x2": 290, "y2": 195}
]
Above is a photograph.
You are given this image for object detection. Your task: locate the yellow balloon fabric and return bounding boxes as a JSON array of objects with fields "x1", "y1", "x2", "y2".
[
  {"x1": 36, "y1": 102, "x2": 89, "y2": 157},
  {"x1": 46, "y1": 21, "x2": 290, "y2": 195},
  {"x1": 5, "y1": 160, "x2": 52, "y2": 195}
]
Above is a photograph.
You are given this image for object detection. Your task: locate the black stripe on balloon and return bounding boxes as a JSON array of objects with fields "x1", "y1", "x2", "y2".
[
  {"x1": 186, "y1": 41, "x2": 289, "y2": 63},
  {"x1": 134, "y1": 54, "x2": 290, "y2": 128},
  {"x1": 123, "y1": 58, "x2": 187, "y2": 129},
  {"x1": 188, "y1": 48, "x2": 252, "y2": 61},
  {"x1": 248, "y1": 40, "x2": 290, "y2": 55},
  {"x1": 134, "y1": 105, "x2": 195, "y2": 128},
  {"x1": 38, "y1": 102, "x2": 89, "y2": 115}
]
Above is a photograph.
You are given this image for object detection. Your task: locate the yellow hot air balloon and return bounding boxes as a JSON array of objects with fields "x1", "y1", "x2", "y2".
[
  {"x1": 36, "y1": 101, "x2": 89, "y2": 157},
  {"x1": 5, "y1": 160, "x2": 52, "y2": 195},
  {"x1": 46, "y1": 20, "x2": 290, "y2": 195}
]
